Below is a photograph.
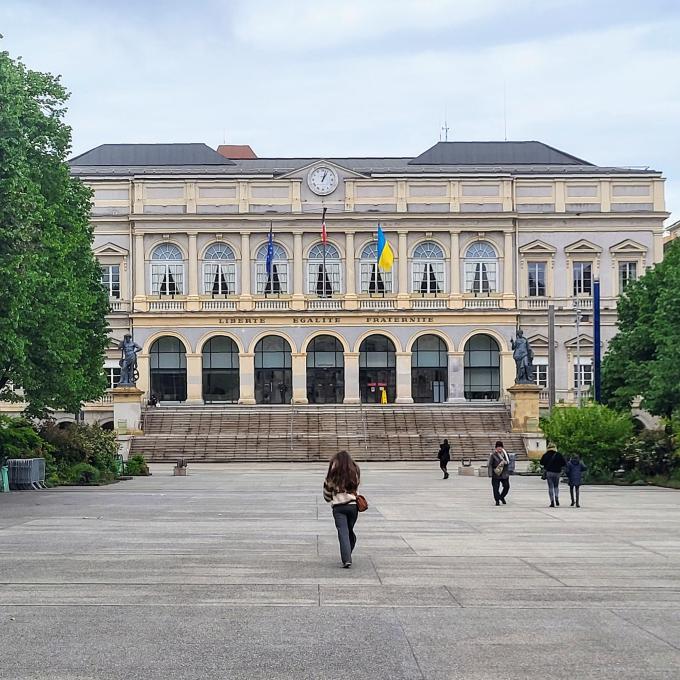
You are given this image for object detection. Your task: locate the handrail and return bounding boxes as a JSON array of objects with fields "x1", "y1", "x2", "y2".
[{"x1": 289, "y1": 404, "x2": 295, "y2": 451}]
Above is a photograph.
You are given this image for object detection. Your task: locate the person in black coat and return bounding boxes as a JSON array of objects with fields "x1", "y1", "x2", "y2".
[
  {"x1": 566, "y1": 454, "x2": 587, "y2": 507},
  {"x1": 437, "y1": 439, "x2": 451, "y2": 479},
  {"x1": 488, "y1": 440, "x2": 511, "y2": 505},
  {"x1": 540, "y1": 445, "x2": 567, "y2": 507}
]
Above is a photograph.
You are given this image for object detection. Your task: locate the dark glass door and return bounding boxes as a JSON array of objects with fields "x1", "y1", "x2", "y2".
[{"x1": 307, "y1": 367, "x2": 344, "y2": 404}]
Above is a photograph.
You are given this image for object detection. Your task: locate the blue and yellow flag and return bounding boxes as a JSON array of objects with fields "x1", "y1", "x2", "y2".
[{"x1": 377, "y1": 225, "x2": 394, "y2": 272}]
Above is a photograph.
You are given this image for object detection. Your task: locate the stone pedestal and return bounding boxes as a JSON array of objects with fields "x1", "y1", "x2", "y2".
[
  {"x1": 507, "y1": 383, "x2": 542, "y2": 433},
  {"x1": 112, "y1": 386, "x2": 144, "y2": 436}
]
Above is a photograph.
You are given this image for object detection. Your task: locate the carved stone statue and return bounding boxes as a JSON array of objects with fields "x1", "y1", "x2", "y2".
[
  {"x1": 118, "y1": 334, "x2": 142, "y2": 386},
  {"x1": 511, "y1": 329, "x2": 534, "y2": 384}
]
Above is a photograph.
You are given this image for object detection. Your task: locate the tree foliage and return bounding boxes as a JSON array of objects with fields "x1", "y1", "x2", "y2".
[
  {"x1": 540, "y1": 404, "x2": 634, "y2": 477},
  {"x1": 602, "y1": 240, "x2": 680, "y2": 418},
  {"x1": 0, "y1": 47, "x2": 109, "y2": 415}
]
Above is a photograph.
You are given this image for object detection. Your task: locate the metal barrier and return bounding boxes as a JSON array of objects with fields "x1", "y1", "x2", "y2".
[
  {"x1": 0, "y1": 465, "x2": 8, "y2": 492},
  {"x1": 7, "y1": 458, "x2": 46, "y2": 490}
]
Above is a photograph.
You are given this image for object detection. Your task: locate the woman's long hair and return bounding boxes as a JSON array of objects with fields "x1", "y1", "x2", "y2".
[{"x1": 326, "y1": 450, "x2": 360, "y2": 493}]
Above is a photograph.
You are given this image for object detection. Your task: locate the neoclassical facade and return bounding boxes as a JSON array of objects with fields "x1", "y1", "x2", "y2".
[{"x1": 14, "y1": 140, "x2": 667, "y2": 423}]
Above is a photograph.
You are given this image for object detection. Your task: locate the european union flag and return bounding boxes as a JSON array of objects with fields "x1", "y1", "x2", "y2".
[{"x1": 265, "y1": 224, "x2": 274, "y2": 277}]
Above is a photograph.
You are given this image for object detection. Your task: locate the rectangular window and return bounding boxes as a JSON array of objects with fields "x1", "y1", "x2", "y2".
[
  {"x1": 574, "y1": 362, "x2": 593, "y2": 389},
  {"x1": 412, "y1": 261, "x2": 444, "y2": 294},
  {"x1": 100, "y1": 265, "x2": 120, "y2": 299},
  {"x1": 151, "y1": 264, "x2": 184, "y2": 295},
  {"x1": 360, "y1": 262, "x2": 392, "y2": 294},
  {"x1": 618, "y1": 261, "x2": 637, "y2": 293},
  {"x1": 307, "y1": 262, "x2": 341, "y2": 297},
  {"x1": 464, "y1": 262, "x2": 497, "y2": 293},
  {"x1": 572, "y1": 261, "x2": 592, "y2": 296},
  {"x1": 203, "y1": 263, "x2": 236, "y2": 295},
  {"x1": 527, "y1": 262, "x2": 546, "y2": 297},
  {"x1": 534, "y1": 363, "x2": 548, "y2": 388},
  {"x1": 256, "y1": 262, "x2": 289, "y2": 294},
  {"x1": 105, "y1": 367, "x2": 121, "y2": 389}
]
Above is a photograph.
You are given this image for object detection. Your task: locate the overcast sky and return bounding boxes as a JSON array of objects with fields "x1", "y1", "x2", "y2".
[{"x1": 1, "y1": 0, "x2": 678, "y2": 222}]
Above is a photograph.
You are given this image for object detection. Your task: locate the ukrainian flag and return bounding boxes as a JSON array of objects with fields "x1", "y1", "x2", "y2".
[{"x1": 377, "y1": 225, "x2": 394, "y2": 272}]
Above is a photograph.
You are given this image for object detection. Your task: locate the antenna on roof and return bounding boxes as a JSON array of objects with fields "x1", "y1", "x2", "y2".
[{"x1": 440, "y1": 106, "x2": 450, "y2": 142}]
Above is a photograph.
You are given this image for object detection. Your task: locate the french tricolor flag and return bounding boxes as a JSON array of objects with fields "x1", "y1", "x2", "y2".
[{"x1": 321, "y1": 207, "x2": 327, "y2": 244}]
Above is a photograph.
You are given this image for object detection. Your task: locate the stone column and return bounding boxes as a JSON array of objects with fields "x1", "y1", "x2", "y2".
[
  {"x1": 187, "y1": 233, "x2": 199, "y2": 311},
  {"x1": 503, "y1": 231, "x2": 515, "y2": 308},
  {"x1": 447, "y1": 351, "x2": 465, "y2": 401},
  {"x1": 345, "y1": 231, "x2": 357, "y2": 309},
  {"x1": 449, "y1": 231, "x2": 462, "y2": 308},
  {"x1": 238, "y1": 352, "x2": 256, "y2": 404},
  {"x1": 239, "y1": 232, "x2": 253, "y2": 311},
  {"x1": 185, "y1": 352, "x2": 203, "y2": 405},
  {"x1": 133, "y1": 233, "x2": 147, "y2": 311},
  {"x1": 292, "y1": 230, "x2": 304, "y2": 310},
  {"x1": 343, "y1": 352, "x2": 361, "y2": 404},
  {"x1": 397, "y1": 230, "x2": 409, "y2": 309},
  {"x1": 395, "y1": 352, "x2": 413, "y2": 404},
  {"x1": 291, "y1": 352, "x2": 308, "y2": 404}
]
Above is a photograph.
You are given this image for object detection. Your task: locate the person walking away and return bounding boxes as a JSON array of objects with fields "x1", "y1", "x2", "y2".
[
  {"x1": 566, "y1": 454, "x2": 587, "y2": 507},
  {"x1": 438, "y1": 439, "x2": 451, "y2": 479},
  {"x1": 323, "y1": 450, "x2": 361, "y2": 568},
  {"x1": 540, "y1": 445, "x2": 567, "y2": 507},
  {"x1": 488, "y1": 441, "x2": 511, "y2": 505}
]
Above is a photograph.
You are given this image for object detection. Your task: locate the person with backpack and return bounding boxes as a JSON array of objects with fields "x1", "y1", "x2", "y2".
[
  {"x1": 437, "y1": 439, "x2": 451, "y2": 479},
  {"x1": 488, "y1": 440, "x2": 511, "y2": 505},
  {"x1": 540, "y1": 445, "x2": 567, "y2": 507},
  {"x1": 566, "y1": 454, "x2": 587, "y2": 507},
  {"x1": 323, "y1": 450, "x2": 361, "y2": 568}
]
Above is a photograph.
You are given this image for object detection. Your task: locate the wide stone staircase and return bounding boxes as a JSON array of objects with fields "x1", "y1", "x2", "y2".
[{"x1": 130, "y1": 403, "x2": 526, "y2": 463}]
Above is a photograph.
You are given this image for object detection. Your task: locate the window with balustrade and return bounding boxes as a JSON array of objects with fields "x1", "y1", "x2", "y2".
[
  {"x1": 527, "y1": 262, "x2": 546, "y2": 297},
  {"x1": 307, "y1": 243, "x2": 341, "y2": 297},
  {"x1": 412, "y1": 241, "x2": 445, "y2": 294},
  {"x1": 360, "y1": 241, "x2": 392, "y2": 294},
  {"x1": 256, "y1": 242, "x2": 289, "y2": 294},
  {"x1": 100, "y1": 265, "x2": 120, "y2": 299},
  {"x1": 203, "y1": 243, "x2": 236, "y2": 296},
  {"x1": 572, "y1": 261, "x2": 592, "y2": 296},
  {"x1": 573, "y1": 360, "x2": 593, "y2": 390},
  {"x1": 150, "y1": 243, "x2": 184, "y2": 296},
  {"x1": 464, "y1": 242, "x2": 497, "y2": 294},
  {"x1": 533, "y1": 361, "x2": 548, "y2": 389}
]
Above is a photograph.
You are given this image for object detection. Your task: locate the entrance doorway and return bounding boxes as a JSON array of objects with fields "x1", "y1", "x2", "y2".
[
  {"x1": 202, "y1": 336, "x2": 239, "y2": 403},
  {"x1": 359, "y1": 334, "x2": 396, "y2": 403},
  {"x1": 464, "y1": 334, "x2": 500, "y2": 400},
  {"x1": 306, "y1": 335, "x2": 344, "y2": 403},
  {"x1": 149, "y1": 336, "x2": 187, "y2": 402},
  {"x1": 411, "y1": 334, "x2": 448, "y2": 403},
  {"x1": 254, "y1": 336, "x2": 292, "y2": 404}
]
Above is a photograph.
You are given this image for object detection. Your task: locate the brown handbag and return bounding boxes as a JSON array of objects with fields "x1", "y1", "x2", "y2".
[{"x1": 356, "y1": 494, "x2": 368, "y2": 512}]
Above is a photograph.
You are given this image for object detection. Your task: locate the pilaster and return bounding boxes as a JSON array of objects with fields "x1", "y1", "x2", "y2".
[
  {"x1": 238, "y1": 352, "x2": 256, "y2": 404},
  {"x1": 395, "y1": 352, "x2": 413, "y2": 404},
  {"x1": 343, "y1": 352, "x2": 360, "y2": 404}
]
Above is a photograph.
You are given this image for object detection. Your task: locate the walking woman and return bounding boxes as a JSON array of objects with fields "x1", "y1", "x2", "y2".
[
  {"x1": 438, "y1": 439, "x2": 451, "y2": 479},
  {"x1": 323, "y1": 450, "x2": 361, "y2": 568},
  {"x1": 566, "y1": 454, "x2": 587, "y2": 507},
  {"x1": 540, "y1": 445, "x2": 567, "y2": 507},
  {"x1": 488, "y1": 441, "x2": 511, "y2": 505}
]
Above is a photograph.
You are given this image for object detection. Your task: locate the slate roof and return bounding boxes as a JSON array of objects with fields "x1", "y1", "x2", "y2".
[
  {"x1": 409, "y1": 141, "x2": 592, "y2": 166},
  {"x1": 69, "y1": 143, "x2": 236, "y2": 166}
]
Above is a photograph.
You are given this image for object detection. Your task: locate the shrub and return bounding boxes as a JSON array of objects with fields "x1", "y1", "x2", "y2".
[
  {"x1": 0, "y1": 415, "x2": 45, "y2": 465},
  {"x1": 125, "y1": 454, "x2": 149, "y2": 476},
  {"x1": 622, "y1": 429, "x2": 680, "y2": 477},
  {"x1": 67, "y1": 462, "x2": 100, "y2": 485},
  {"x1": 541, "y1": 404, "x2": 634, "y2": 477}
]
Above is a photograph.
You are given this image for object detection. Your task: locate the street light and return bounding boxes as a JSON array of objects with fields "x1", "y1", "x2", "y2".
[{"x1": 574, "y1": 300, "x2": 582, "y2": 405}]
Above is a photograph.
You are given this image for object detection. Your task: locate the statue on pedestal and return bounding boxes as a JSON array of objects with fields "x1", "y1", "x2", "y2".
[
  {"x1": 511, "y1": 329, "x2": 534, "y2": 384},
  {"x1": 118, "y1": 334, "x2": 142, "y2": 386}
]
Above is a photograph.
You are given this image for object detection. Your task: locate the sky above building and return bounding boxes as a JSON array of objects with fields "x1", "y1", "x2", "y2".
[{"x1": 1, "y1": 0, "x2": 678, "y2": 222}]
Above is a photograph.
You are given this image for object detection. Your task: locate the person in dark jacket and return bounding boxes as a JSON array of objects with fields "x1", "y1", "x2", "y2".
[
  {"x1": 540, "y1": 445, "x2": 567, "y2": 507},
  {"x1": 488, "y1": 440, "x2": 510, "y2": 505},
  {"x1": 437, "y1": 439, "x2": 451, "y2": 479},
  {"x1": 566, "y1": 454, "x2": 587, "y2": 507}
]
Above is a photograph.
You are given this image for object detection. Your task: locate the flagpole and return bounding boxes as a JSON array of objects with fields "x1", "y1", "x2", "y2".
[{"x1": 322, "y1": 207, "x2": 327, "y2": 298}]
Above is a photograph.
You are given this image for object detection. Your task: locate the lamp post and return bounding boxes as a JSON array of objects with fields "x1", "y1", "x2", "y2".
[{"x1": 574, "y1": 300, "x2": 582, "y2": 405}]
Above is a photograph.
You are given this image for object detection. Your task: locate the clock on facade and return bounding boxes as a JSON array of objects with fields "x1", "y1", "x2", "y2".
[{"x1": 307, "y1": 165, "x2": 339, "y2": 196}]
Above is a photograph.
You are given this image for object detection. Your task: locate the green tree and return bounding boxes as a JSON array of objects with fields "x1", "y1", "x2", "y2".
[
  {"x1": 540, "y1": 404, "x2": 633, "y2": 477},
  {"x1": 602, "y1": 240, "x2": 680, "y2": 418},
  {"x1": 0, "y1": 46, "x2": 109, "y2": 416}
]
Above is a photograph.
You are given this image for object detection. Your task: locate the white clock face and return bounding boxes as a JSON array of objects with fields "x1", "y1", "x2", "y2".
[{"x1": 308, "y1": 166, "x2": 338, "y2": 196}]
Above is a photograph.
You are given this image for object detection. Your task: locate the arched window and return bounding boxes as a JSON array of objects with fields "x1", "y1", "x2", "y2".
[
  {"x1": 306, "y1": 335, "x2": 345, "y2": 403},
  {"x1": 151, "y1": 243, "x2": 184, "y2": 296},
  {"x1": 464, "y1": 242, "x2": 498, "y2": 293},
  {"x1": 412, "y1": 241, "x2": 445, "y2": 294},
  {"x1": 360, "y1": 241, "x2": 392, "y2": 294},
  {"x1": 359, "y1": 334, "x2": 396, "y2": 403},
  {"x1": 203, "y1": 243, "x2": 236, "y2": 296},
  {"x1": 254, "y1": 336, "x2": 292, "y2": 404},
  {"x1": 202, "y1": 336, "x2": 239, "y2": 402},
  {"x1": 149, "y1": 336, "x2": 187, "y2": 402},
  {"x1": 256, "y1": 242, "x2": 289, "y2": 294},
  {"x1": 411, "y1": 334, "x2": 448, "y2": 403},
  {"x1": 307, "y1": 243, "x2": 341, "y2": 297},
  {"x1": 464, "y1": 334, "x2": 500, "y2": 400}
]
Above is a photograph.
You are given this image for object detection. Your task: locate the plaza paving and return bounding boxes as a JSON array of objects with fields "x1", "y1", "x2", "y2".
[{"x1": 1, "y1": 463, "x2": 680, "y2": 679}]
